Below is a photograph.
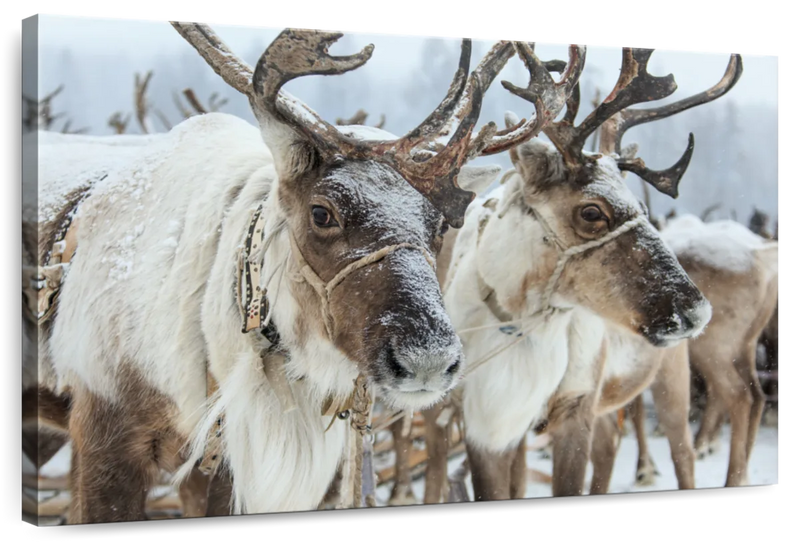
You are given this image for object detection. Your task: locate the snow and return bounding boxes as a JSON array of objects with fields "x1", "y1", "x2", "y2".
[
  {"x1": 37, "y1": 132, "x2": 164, "y2": 224},
  {"x1": 372, "y1": 419, "x2": 778, "y2": 506},
  {"x1": 661, "y1": 214, "x2": 775, "y2": 274},
  {"x1": 31, "y1": 404, "x2": 777, "y2": 514}
]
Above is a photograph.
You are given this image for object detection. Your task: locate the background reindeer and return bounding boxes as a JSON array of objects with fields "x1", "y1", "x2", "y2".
[{"x1": 422, "y1": 43, "x2": 741, "y2": 500}]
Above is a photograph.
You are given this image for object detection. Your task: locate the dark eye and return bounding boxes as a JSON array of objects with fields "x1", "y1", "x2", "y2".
[
  {"x1": 439, "y1": 221, "x2": 450, "y2": 237},
  {"x1": 311, "y1": 206, "x2": 336, "y2": 228},
  {"x1": 580, "y1": 205, "x2": 604, "y2": 223}
]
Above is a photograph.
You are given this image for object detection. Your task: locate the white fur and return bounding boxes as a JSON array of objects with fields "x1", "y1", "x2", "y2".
[
  {"x1": 45, "y1": 114, "x2": 367, "y2": 513},
  {"x1": 446, "y1": 167, "x2": 667, "y2": 455},
  {"x1": 445, "y1": 180, "x2": 606, "y2": 453},
  {"x1": 44, "y1": 109, "x2": 468, "y2": 514}
]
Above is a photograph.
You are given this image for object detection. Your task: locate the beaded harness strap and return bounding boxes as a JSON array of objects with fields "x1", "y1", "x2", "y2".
[{"x1": 202, "y1": 204, "x2": 436, "y2": 508}]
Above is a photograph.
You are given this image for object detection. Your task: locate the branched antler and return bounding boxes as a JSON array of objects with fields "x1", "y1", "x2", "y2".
[
  {"x1": 23, "y1": 85, "x2": 65, "y2": 131},
  {"x1": 337, "y1": 109, "x2": 367, "y2": 126},
  {"x1": 135, "y1": 71, "x2": 155, "y2": 134},
  {"x1": 701, "y1": 203, "x2": 722, "y2": 222},
  {"x1": 60, "y1": 119, "x2": 88, "y2": 135},
  {"x1": 172, "y1": 22, "x2": 575, "y2": 226},
  {"x1": 543, "y1": 48, "x2": 743, "y2": 198},
  {"x1": 135, "y1": 70, "x2": 175, "y2": 133},
  {"x1": 174, "y1": 89, "x2": 229, "y2": 119},
  {"x1": 487, "y1": 43, "x2": 586, "y2": 157},
  {"x1": 108, "y1": 112, "x2": 131, "y2": 134},
  {"x1": 336, "y1": 109, "x2": 386, "y2": 129}
]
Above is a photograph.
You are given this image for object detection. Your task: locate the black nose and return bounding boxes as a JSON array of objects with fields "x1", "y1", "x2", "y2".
[
  {"x1": 445, "y1": 358, "x2": 461, "y2": 375},
  {"x1": 385, "y1": 345, "x2": 412, "y2": 379}
]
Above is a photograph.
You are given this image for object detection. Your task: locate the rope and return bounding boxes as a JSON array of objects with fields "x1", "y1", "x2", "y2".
[
  {"x1": 460, "y1": 192, "x2": 649, "y2": 376},
  {"x1": 289, "y1": 234, "x2": 435, "y2": 340}
]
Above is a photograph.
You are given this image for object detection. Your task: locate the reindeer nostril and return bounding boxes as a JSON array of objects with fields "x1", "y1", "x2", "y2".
[
  {"x1": 385, "y1": 345, "x2": 412, "y2": 379},
  {"x1": 445, "y1": 358, "x2": 461, "y2": 375}
]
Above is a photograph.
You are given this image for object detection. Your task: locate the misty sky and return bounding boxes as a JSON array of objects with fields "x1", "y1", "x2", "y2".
[{"x1": 32, "y1": 15, "x2": 779, "y2": 224}]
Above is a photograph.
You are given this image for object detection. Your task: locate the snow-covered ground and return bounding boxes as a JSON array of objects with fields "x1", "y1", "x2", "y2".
[{"x1": 30, "y1": 415, "x2": 777, "y2": 513}]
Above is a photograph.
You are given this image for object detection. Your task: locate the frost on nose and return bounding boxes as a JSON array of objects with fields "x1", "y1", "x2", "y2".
[{"x1": 684, "y1": 298, "x2": 713, "y2": 338}]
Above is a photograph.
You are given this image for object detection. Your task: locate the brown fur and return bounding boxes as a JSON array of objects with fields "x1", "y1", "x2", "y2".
[
  {"x1": 387, "y1": 415, "x2": 416, "y2": 505},
  {"x1": 278, "y1": 159, "x2": 453, "y2": 389},
  {"x1": 67, "y1": 364, "x2": 185, "y2": 524},
  {"x1": 421, "y1": 404, "x2": 450, "y2": 504},
  {"x1": 428, "y1": 145, "x2": 705, "y2": 498},
  {"x1": 623, "y1": 245, "x2": 777, "y2": 489},
  {"x1": 682, "y1": 252, "x2": 778, "y2": 486}
]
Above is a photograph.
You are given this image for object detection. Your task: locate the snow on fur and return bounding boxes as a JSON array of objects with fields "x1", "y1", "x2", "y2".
[{"x1": 662, "y1": 214, "x2": 777, "y2": 274}]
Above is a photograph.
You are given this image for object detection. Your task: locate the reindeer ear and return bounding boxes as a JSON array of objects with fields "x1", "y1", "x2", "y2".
[
  {"x1": 458, "y1": 164, "x2": 501, "y2": 197},
  {"x1": 504, "y1": 111, "x2": 521, "y2": 129},
  {"x1": 512, "y1": 138, "x2": 565, "y2": 190}
]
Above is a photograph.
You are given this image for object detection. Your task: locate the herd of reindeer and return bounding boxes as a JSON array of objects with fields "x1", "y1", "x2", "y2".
[{"x1": 22, "y1": 22, "x2": 778, "y2": 524}]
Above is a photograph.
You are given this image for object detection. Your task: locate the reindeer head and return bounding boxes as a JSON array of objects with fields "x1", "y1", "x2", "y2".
[
  {"x1": 496, "y1": 46, "x2": 742, "y2": 346},
  {"x1": 172, "y1": 25, "x2": 580, "y2": 408}
]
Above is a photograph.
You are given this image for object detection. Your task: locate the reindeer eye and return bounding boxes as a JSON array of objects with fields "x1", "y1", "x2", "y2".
[
  {"x1": 580, "y1": 205, "x2": 604, "y2": 222},
  {"x1": 311, "y1": 206, "x2": 336, "y2": 228}
]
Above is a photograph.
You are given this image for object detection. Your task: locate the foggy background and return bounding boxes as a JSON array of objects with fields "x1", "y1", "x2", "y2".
[{"x1": 34, "y1": 15, "x2": 778, "y2": 226}]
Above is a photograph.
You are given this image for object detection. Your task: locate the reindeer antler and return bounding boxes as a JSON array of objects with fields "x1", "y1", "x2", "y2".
[
  {"x1": 336, "y1": 110, "x2": 387, "y2": 129},
  {"x1": 487, "y1": 43, "x2": 586, "y2": 156},
  {"x1": 543, "y1": 48, "x2": 743, "y2": 198},
  {"x1": 172, "y1": 23, "x2": 573, "y2": 226},
  {"x1": 336, "y1": 109, "x2": 369, "y2": 126}
]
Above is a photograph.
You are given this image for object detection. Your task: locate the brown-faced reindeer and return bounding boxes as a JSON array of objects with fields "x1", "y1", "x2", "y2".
[
  {"x1": 627, "y1": 215, "x2": 778, "y2": 488},
  {"x1": 430, "y1": 47, "x2": 742, "y2": 501},
  {"x1": 41, "y1": 23, "x2": 572, "y2": 522},
  {"x1": 625, "y1": 207, "x2": 779, "y2": 488}
]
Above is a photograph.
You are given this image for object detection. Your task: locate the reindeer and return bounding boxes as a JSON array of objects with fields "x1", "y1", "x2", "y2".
[
  {"x1": 40, "y1": 23, "x2": 569, "y2": 522},
  {"x1": 430, "y1": 47, "x2": 741, "y2": 500},
  {"x1": 626, "y1": 216, "x2": 778, "y2": 487},
  {"x1": 21, "y1": 127, "x2": 225, "y2": 517}
]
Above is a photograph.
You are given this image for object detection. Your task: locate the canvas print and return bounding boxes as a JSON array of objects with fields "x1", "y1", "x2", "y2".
[{"x1": 21, "y1": 14, "x2": 778, "y2": 526}]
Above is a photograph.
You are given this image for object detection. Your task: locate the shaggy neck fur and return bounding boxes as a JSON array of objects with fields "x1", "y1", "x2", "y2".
[
  {"x1": 46, "y1": 114, "x2": 362, "y2": 515},
  {"x1": 445, "y1": 176, "x2": 606, "y2": 453},
  {"x1": 182, "y1": 142, "x2": 363, "y2": 515}
]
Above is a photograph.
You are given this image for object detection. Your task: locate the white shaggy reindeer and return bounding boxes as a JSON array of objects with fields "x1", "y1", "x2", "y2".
[
  {"x1": 40, "y1": 23, "x2": 573, "y2": 522},
  {"x1": 627, "y1": 215, "x2": 778, "y2": 488},
  {"x1": 436, "y1": 48, "x2": 742, "y2": 500}
]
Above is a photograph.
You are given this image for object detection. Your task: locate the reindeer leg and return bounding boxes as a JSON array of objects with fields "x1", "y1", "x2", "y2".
[
  {"x1": 589, "y1": 413, "x2": 620, "y2": 494},
  {"x1": 629, "y1": 393, "x2": 659, "y2": 486},
  {"x1": 466, "y1": 439, "x2": 517, "y2": 501},
  {"x1": 68, "y1": 387, "x2": 158, "y2": 524},
  {"x1": 67, "y1": 368, "x2": 184, "y2": 524},
  {"x1": 422, "y1": 404, "x2": 448, "y2": 504},
  {"x1": 178, "y1": 467, "x2": 212, "y2": 518},
  {"x1": 509, "y1": 434, "x2": 527, "y2": 499},
  {"x1": 549, "y1": 394, "x2": 595, "y2": 496},
  {"x1": 388, "y1": 415, "x2": 416, "y2": 505},
  {"x1": 22, "y1": 387, "x2": 71, "y2": 469},
  {"x1": 650, "y1": 344, "x2": 695, "y2": 489},
  {"x1": 205, "y1": 466, "x2": 234, "y2": 516},
  {"x1": 694, "y1": 378, "x2": 725, "y2": 460},
  {"x1": 698, "y1": 360, "x2": 752, "y2": 487},
  {"x1": 733, "y1": 340, "x2": 765, "y2": 467}
]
